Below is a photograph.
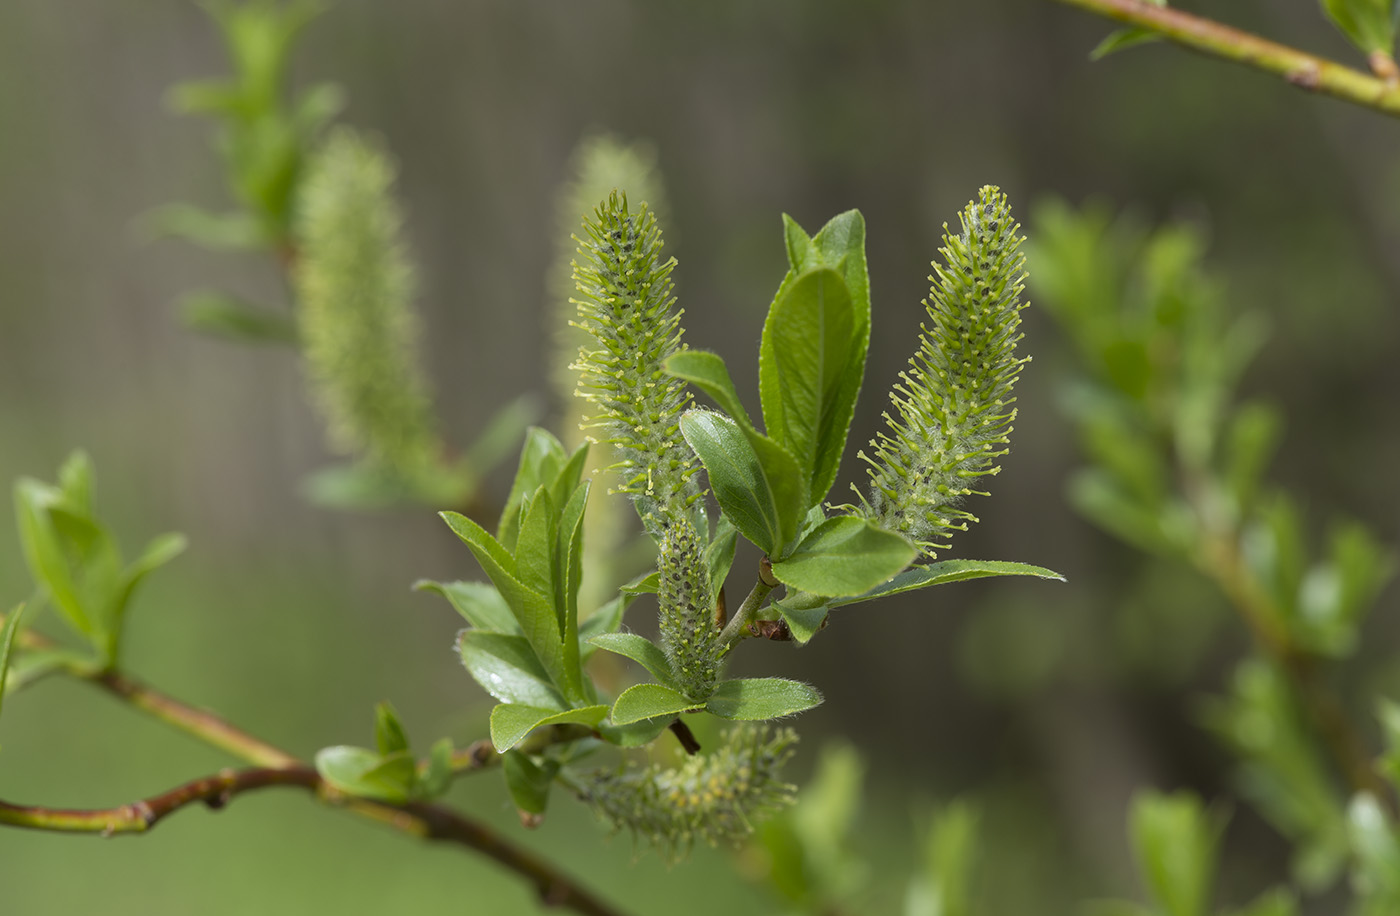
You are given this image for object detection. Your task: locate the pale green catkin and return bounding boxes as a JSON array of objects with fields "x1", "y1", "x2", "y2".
[
  {"x1": 575, "y1": 725, "x2": 797, "y2": 864},
  {"x1": 294, "y1": 128, "x2": 436, "y2": 474},
  {"x1": 572, "y1": 192, "x2": 703, "y2": 537},
  {"x1": 658, "y1": 516, "x2": 718, "y2": 701},
  {"x1": 860, "y1": 186, "x2": 1030, "y2": 558}
]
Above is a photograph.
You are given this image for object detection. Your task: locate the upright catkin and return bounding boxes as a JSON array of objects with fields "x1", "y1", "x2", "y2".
[
  {"x1": 860, "y1": 186, "x2": 1030, "y2": 557},
  {"x1": 571, "y1": 192, "x2": 703, "y2": 538},
  {"x1": 658, "y1": 516, "x2": 718, "y2": 701},
  {"x1": 294, "y1": 128, "x2": 436, "y2": 475}
]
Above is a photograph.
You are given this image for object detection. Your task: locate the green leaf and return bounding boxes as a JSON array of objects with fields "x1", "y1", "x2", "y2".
[
  {"x1": 0, "y1": 603, "x2": 30, "y2": 724},
  {"x1": 610, "y1": 683, "x2": 695, "y2": 725},
  {"x1": 556, "y1": 480, "x2": 591, "y2": 701},
  {"x1": 1225, "y1": 889, "x2": 1300, "y2": 916},
  {"x1": 769, "y1": 517, "x2": 916, "y2": 597},
  {"x1": 595, "y1": 716, "x2": 674, "y2": 748},
  {"x1": 104, "y1": 532, "x2": 187, "y2": 660},
  {"x1": 315, "y1": 746, "x2": 416, "y2": 803},
  {"x1": 178, "y1": 290, "x2": 299, "y2": 345},
  {"x1": 15, "y1": 478, "x2": 91, "y2": 636},
  {"x1": 514, "y1": 487, "x2": 560, "y2": 612},
  {"x1": 489, "y1": 703, "x2": 608, "y2": 753},
  {"x1": 374, "y1": 701, "x2": 410, "y2": 756},
  {"x1": 502, "y1": 750, "x2": 559, "y2": 820},
  {"x1": 705, "y1": 677, "x2": 823, "y2": 720},
  {"x1": 463, "y1": 394, "x2": 543, "y2": 479},
  {"x1": 665, "y1": 349, "x2": 755, "y2": 427},
  {"x1": 1090, "y1": 28, "x2": 1162, "y2": 60},
  {"x1": 705, "y1": 514, "x2": 739, "y2": 601},
  {"x1": 1130, "y1": 790, "x2": 1222, "y2": 916},
  {"x1": 139, "y1": 203, "x2": 268, "y2": 250},
  {"x1": 588, "y1": 633, "x2": 676, "y2": 686},
  {"x1": 418, "y1": 738, "x2": 455, "y2": 800},
  {"x1": 579, "y1": 595, "x2": 628, "y2": 660},
  {"x1": 758, "y1": 268, "x2": 863, "y2": 508},
  {"x1": 1347, "y1": 793, "x2": 1400, "y2": 914},
  {"x1": 440, "y1": 511, "x2": 566, "y2": 690},
  {"x1": 829, "y1": 558, "x2": 1065, "y2": 608},
  {"x1": 1320, "y1": 0, "x2": 1397, "y2": 55},
  {"x1": 773, "y1": 600, "x2": 830, "y2": 645},
  {"x1": 458, "y1": 631, "x2": 564, "y2": 708},
  {"x1": 680, "y1": 410, "x2": 805, "y2": 557},
  {"x1": 497, "y1": 428, "x2": 569, "y2": 552},
  {"x1": 620, "y1": 570, "x2": 660, "y2": 599},
  {"x1": 414, "y1": 579, "x2": 519, "y2": 634}
]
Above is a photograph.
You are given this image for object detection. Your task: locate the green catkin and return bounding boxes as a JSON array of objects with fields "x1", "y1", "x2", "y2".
[
  {"x1": 859, "y1": 186, "x2": 1030, "y2": 558},
  {"x1": 293, "y1": 128, "x2": 436, "y2": 474},
  {"x1": 658, "y1": 516, "x2": 718, "y2": 701},
  {"x1": 572, "y1": 192, "x2": 703, "y2": 538},
  {"x1": 574, "y1": 725, "x2": 797, "y2": 864}
]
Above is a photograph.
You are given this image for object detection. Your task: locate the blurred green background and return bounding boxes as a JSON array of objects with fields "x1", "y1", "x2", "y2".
[{"x1": 2, "y1": 1, "x2": 1398, "y2": 913}]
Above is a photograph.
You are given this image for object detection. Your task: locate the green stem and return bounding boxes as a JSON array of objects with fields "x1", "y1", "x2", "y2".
[
  {"x1": 718, "y1": 558, "x2": 779, "y2": 647},
  {"x1": 1049, "y1": 0, "x2": 1400, "y2": 118}
]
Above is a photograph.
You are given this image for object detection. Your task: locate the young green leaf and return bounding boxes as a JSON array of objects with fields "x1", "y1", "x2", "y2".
[
  {"x1": 315, "y1": 746, "x2": 416, "y2": 804},
  {"x1": 414, "y1": 579, "x2": 519, "y2": 634},
  {"x1": 498, "y1": 427, "x2": 570, "y2": 551},
  {"x1": 768, "y1": 517, "x2": 916, "y2": 598},
  {"x1": 178, "y1": 290, "x2": 300, "y2": 345},
  {"x1": 588, "y1": 633, "x2": 676, "y2": 686},
  {"x1": 418, "y1": 737, "x2": 455, "y2": 800},
  {"x1": 458, "y1": 631, "x2": 565, "y2": 709},
  {"x1": 579, "y1": 594, "x2": 629, "y2": 661},
  {"x1": 1130, "y1": 791, "x2": 1222, "y2": 916},
  {"x1": 680, "y1": 410, "x2": 805, "y2": 557},
  {"x1": 830, "y1": 558, "x2": 1065, "y2": 608},
  {"x1": 513, "y1": 488, "x2": 560, "y2": 619},
  {"x1": 665, "y1": 349, "x2": 755, "y2": 428},
  {"x1": 374, "y1": 701, "x2": 410, "y2": 756},
  {"x1": 610, "y1": 683, "x2": 696, "y2": 725},
  {"x1": 439, "y1": 511, "x2": 567, "y2": 692},
  {"x1": 0, "y1": 603, "x2": 29, "y2": 725},
  {"x1": 1319, "y1": 0, "x2": 1398, "y2": 57},
  {"x1": 772, "y1": 601, "x2": 830, "y2": 645},
  {"x1": 503, "y1": 750, "x2": 560, "y2": 822},
  {"x1": 759, "y1": 267, "x2": 864, "y2": 508},
  {"x1": 705, "y1": 678, "x2": 822, "y2": 721},
  {"x1": 489, "y1": 703, "x2": 608, "y2": 753}
]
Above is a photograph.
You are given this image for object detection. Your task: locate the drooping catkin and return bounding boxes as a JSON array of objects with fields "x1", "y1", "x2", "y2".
[
  {"x1": 572, "y1": 192, "x2": 703, "y2": 538},
  {"x1": 293, "y1": 128, "x2": 436, "y2": 474},
  {"x1": 573, "y1": 725, "x2": 797, "y2": 864},
  {"x1": 860, "y1": 186, "x2": 1030, "y2": 558},
  {"x1": 658, "y1": 516, "x2": 718, "y2": 701}
]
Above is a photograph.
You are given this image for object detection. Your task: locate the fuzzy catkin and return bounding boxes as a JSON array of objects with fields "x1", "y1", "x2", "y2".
[
  {"x1": 658, "y1": 516, "x2": 719, "y2": 701},
  {"x1": 574, "y1": 725, "x2": 797, "y2": 863},
  {"x1": 293, "y1": 128, "x2": 436, "y2": 473},
  {"x1": 572, "y1": 192, "x2": 703, "y2": 537},
  {"x1": 860, "y1": 186, "x2": 1030, "y2": 557}
]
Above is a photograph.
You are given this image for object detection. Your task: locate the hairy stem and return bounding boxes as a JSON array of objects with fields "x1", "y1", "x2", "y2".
[
  {"x1": 718, "y1": 558, "x2": 779, "y2": 647},
  {"x1": 0, "y1": 619, "x2": 630, "y2": 916},
  {"x1": 1049, "y1": 0, "x2": 1400, "y2": 119}
]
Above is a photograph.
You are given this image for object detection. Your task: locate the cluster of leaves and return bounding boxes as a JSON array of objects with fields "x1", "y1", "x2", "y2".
[
  {"x1": 315, "y1": 702, "x2": 455, "y2": 804},
  {"x1": 9, "y1": 452, "x2": 184, "y2": 673},
  {"x1": 412, "y1": 187, "x2": 1059, "y2": 847},
  {"x1": 1031, "y1": 200, "x2": 1398, "y2": 900}
]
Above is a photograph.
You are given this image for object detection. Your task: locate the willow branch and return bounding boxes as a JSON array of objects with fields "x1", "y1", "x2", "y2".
[
  {"x1": 0, "y1": 763, "x2": 629, "y2": 916},
  {"x1": 1049, "y1": 0, "x2": 1400, "y2": 119},
  {"x1": 0, "y1": 618, "x2": 629, "y2": 916}
]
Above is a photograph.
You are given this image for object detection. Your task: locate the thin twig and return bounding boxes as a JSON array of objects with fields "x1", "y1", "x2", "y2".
[
  {"x1": 0, "y1": 615, "x2": 631, "y2": 916},
  {"x1": 1049, "y1": 0, "x2": 1400, "y2": 119},
  {"x1": 0, "y1": 764, "x2": 629, "y2": 916}
]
